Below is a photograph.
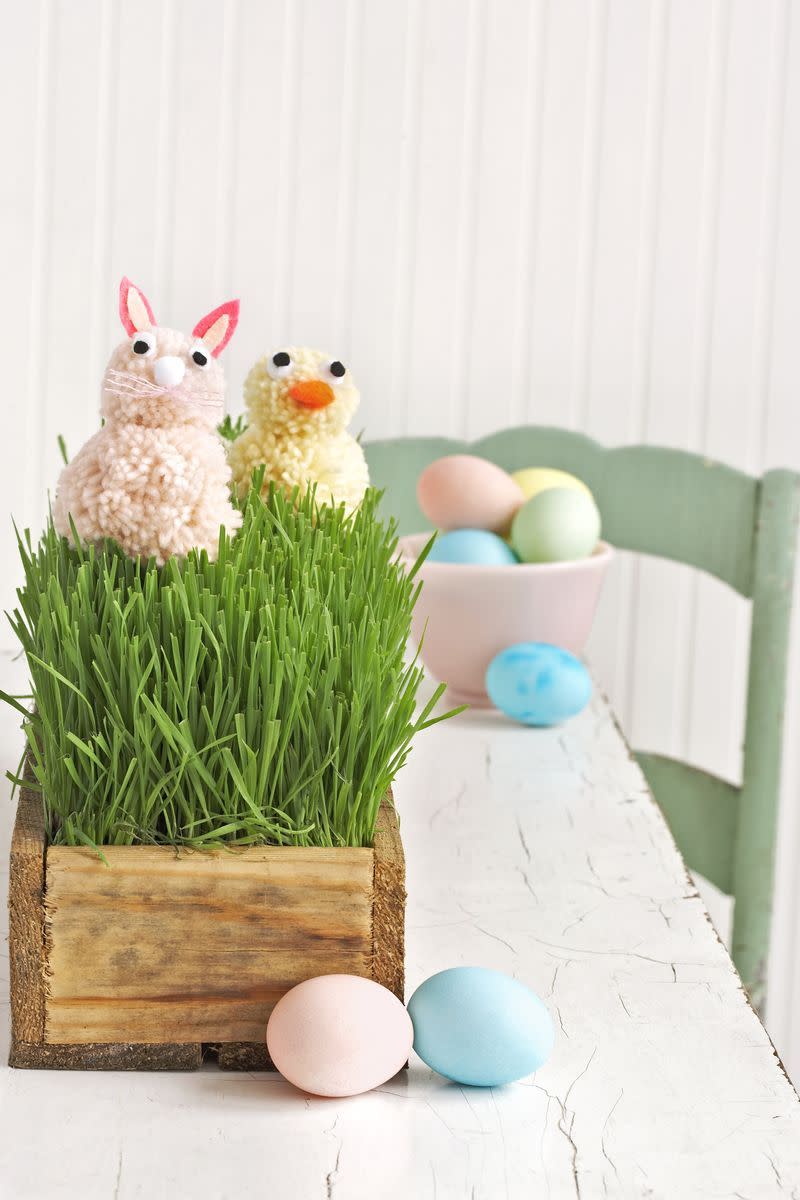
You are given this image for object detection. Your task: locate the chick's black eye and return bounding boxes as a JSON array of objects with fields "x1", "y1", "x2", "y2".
[
  {"x1": 330, "y1": 360, "x2": 346, "y2": 378},
  {"x1": 133, "y1": 339, "x2": 150, "y2": 355},
  {"x1": 192, "y1": 349, "x2": 209, "y2": 367},
  {"x1": 273, "y1": 351, "x2": 291, "y2": 368}
]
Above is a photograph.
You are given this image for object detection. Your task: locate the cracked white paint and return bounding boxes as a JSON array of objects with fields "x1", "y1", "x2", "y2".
[{"x1": 0, "y1": 657, "x2": 798, "y2": 1198}]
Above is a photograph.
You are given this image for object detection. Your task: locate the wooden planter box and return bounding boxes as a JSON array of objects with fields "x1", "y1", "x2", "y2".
[{"x1": 8, "y1": 772, "x2": 405, "y2": 1071}]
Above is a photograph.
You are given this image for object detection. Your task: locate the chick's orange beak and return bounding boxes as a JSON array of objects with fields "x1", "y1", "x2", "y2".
[{"x1": 289, "y1": 380, "x2": 335, "y2": 409}]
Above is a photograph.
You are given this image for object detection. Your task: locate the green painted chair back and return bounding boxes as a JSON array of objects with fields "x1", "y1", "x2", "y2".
[{"x1": 365, "y1": 427, "x2": 800, "y2": 1009}]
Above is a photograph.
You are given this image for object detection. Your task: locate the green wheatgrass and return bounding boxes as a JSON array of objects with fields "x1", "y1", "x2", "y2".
[{"x1": 2, "y1": 480, "x2": 451, "y2": 850}]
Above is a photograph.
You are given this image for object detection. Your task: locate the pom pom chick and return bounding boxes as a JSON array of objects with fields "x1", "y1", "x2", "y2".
[{"x1": 228, "y1": 347, "x2": 369, "y2": 512}]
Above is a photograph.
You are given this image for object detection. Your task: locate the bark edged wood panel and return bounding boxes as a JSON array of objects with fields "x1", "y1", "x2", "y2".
[{"x1": 8, "y1": 772, "x2": 405, "y2": 1070}]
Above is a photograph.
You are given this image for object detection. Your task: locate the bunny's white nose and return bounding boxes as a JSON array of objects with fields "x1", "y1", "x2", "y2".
[{"x1": 153, "y1": 355, "x2": 186, "y2": 389}]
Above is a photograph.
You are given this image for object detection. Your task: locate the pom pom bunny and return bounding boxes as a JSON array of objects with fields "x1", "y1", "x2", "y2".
[
  {"x1": 228, "y1": 346, "x2": 369, "y2": 513},
  {"x1": 53, "y1": 278, "x2": 242, "y2": 564}
]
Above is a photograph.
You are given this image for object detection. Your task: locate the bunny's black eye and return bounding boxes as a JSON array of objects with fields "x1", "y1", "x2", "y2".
[
  {"x1": 131, "y1": 331, "x2": 156, "y2": 357},
  {"x1": 189, "y1": 340, "x2": 211, "y2": 369}
]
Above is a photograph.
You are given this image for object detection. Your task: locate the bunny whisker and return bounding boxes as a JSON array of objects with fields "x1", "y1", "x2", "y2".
[
  {"x1": 103, "y1": 386, "x2": 150, "y2": 400},
  {"x1": 107, "y1": 385, "x2": 165, "y2": 398},
  {"x1": 106, "y1": 369, "x2": 165, "y2": 396},
  {"x1": 105, "y1": 376, "x2": 161, "y2": 390},
  {"x1": 102, "y1": 387, "x2": 222, "y2": 415},
  {"x1": 105, "y1": 382, "x2": 166, "y2": 398},
  {"x1": 103, "y1": 385, "x2": 166, "y2": 401}
]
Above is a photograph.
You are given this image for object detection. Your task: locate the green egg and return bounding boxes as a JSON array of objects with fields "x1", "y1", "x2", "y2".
[{"x1": 510, "y1": 487, "x2": 601, "y2": 563}]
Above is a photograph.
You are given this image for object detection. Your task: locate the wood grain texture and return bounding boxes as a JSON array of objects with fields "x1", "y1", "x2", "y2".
[
  {"x1": 10, "y1": 1039, "x2": 202, "y2": 1072},
  {"x1": 372, "y1": 792, "x2": 406, "y2": 1001},
  {"x1": 7, "y1": 775, "x2": 202, "y2": 1069},
  {"x1": 215, "y1": 1040, "x2": 272, "y2": 1072},
  {"x1": 8, "y1": 779, "x2": 404, "y2": 1066},
  {"x1": 8, "y1": 771, "x2": 46, "y2": 1046},
  {"x1": 44, "y1": 842, "x2": 375, "y2": 1045},
  {"x1": 215, "y1": 797, "x2": 406, "y2": 1073}
]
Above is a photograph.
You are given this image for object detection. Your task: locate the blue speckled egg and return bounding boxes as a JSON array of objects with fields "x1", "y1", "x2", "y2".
[
  {"x1": 486, "y1": 643, "x2": 591, "y2": 726},
  {"x1": 427, "y1": 528, "x2": 519, "y2": 566},
  {"x1": 407, "y1": 967, "x2": 555, "y2": 1087}
]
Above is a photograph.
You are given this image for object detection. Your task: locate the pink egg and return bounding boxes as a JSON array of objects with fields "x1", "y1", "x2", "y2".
[
  {"x1": 266, "y1": 974, "x2": 413, "y2": 1098},
  {"x1": 417, "y1": 455, "x2": 525, "y2": 535}
]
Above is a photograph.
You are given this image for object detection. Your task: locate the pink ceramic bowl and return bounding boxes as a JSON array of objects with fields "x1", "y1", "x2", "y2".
[{"x1": 399, "y1": 533, "x2": 614, "y2": 707}]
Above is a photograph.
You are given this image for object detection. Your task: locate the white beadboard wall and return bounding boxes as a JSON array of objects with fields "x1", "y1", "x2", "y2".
[{"x1": 2, "y1": 0, "x2": 800, "y2": 1074}]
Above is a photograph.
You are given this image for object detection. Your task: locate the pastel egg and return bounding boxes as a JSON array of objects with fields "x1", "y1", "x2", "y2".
[
  {"x1": 408, "y1": 967, "x2": 555, "y2": 1087},
  {"x1": 427, "y1": 529, "x2": 519, "y2": 566},
  {"x1": 486, "y1": 642, "x2": 592, "y2": 726},
  {"x1": 417, "y1": 455, "x2": 524, "y2": 535},
  {"x1": 266, "y1": 975, "x2": 413, "y2": 1097},
  {"x1": 511, "y1": 467, "x2": 592, "y2": 502},
  {"x1": 510, "y1": 487, "x2": 601, "y2": 563}
]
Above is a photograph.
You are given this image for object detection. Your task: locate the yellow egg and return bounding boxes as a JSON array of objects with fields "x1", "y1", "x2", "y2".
[{"x1": 511, "y1": 468, "x2": 592, "y2": 503}]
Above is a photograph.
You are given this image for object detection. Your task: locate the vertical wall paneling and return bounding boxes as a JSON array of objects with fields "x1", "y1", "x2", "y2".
[
  {"x1": 509, "y1": 0, "x2": 548, "y2": 432},
  {"x1": 387, "y1": 0, "x2": 423, "y2": 437},
  {"x1": 287, "y1": 0, "x2": 351, "y2": 347},
  {"x1": 3, "y1": 0, "x2": 800, "y2": 1078},
  {"x1": 0, "y1": 2, "x2": 47, "y2": 627},
  {"x1": 580, "y1": 0, "x2": 647, "y2": 720},
  {"x1": 42, "y1": 2, "x2": 111, "y2": 540},
  {"x1": 212, "y1": 0, "x2": 242, "y2": 305},
  {"x1": 449, "y1": 0, "x2": 485, "y2": 439},
  {"x1": 169, "y1": 2, "x2": 231, "y2": 328},
  {"x1": 630, "y1": 0, "x2": 714, "y2": 758},
  {"x1": 87, "y1": 1, "x2": 119, "y2": 431},
  {"x1": 331, "y1": 0, "x2": 364, "y2": 354},
  {"x1": 270, "y1": 0, "x2": 302, "y2": 348},
  {"x1": 689, "y1": 0, "x2": 773, "y2": 781},
  {"x1": 621, "y1": 1, "x2": 668, "y2": 735},
  {"x1": 227, "y1": 0, "x2": 289, "y2": 390},
  {"x1": 404, "y1": 0, "x2": 472, "y2": 435},
  {"x1": 572, "y1": 0, "x2": 609, "y2": 436},
  {"x1": 110, "y1": 2, "x2": 169, "y2": 323},
  {"x1": 152, "y1": 1, "x2": 178, "y2": 312},
  {"x1": 349, "y1": 0, "x2": 414, "y2": 436},
  {"x1": 525, "y1": 0, "x2": 592, "y2": 428},
  {"x1": 466, "y1": 0, "x2": 539, "y2": 439}
]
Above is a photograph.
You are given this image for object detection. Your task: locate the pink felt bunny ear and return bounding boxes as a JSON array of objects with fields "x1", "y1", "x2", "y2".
[
  {"x1": 192, "y1": 299, "x2": 240, "y2": 357},
  {"x1": 119, "y1": 277, "x2": 156, "y2": 334}
]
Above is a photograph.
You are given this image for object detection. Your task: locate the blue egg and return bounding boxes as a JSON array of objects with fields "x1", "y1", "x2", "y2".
[
  {"x1": 408, "y1": 967, "x2": 555, "y2": 1087},
  {"x1": 427, "y1": 528, "x2": 519, "y2": 566},
  {"x1": 486, "y1": 643, "x2": 591, "y2": 726}
]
